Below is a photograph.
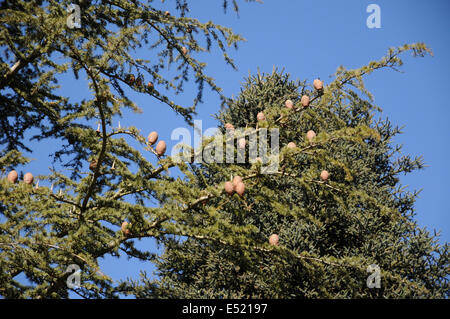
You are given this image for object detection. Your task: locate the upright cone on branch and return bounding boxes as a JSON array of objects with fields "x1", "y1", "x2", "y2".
[
  {"x1": 301, "y1": 95, "x2": 310, "y2": 107},
  {"x1": 147, "y1": 131, "x2": 158, "y2": 145},
  {"x1": 232, "y1": 175, "x2": 242, "y2": 188},
  {"x1": 121, "y1": 221, "x2": 131, "y2": 237},
  {"x1": 287, "y1": 142, "x2": 297, "y2": 149},
  {"x1": 320, "y1": 170, "x2": 329, "y2": 182},
  {"x1": 156, "y1": 141, "x2": 167, "y2": 156},
  {"x1": 235, "y1": 182, "x2": 245, "y2": 197},
  {"x1": 224, "y1": 181, "x2": 234, "y2": 195},
  {"x1": 7, "y1": 170, "x2": 18, "y2": 183},
  {"x1": 23, "y1": 172, "x2": 33, "y2": 185},
  {"x1": 313, "y1": 78, "x2": 323, "y2": 91},
  {"x1": 285, "y1": 99, "x2": 294, "y2": 109},
  {"x1": 306, "y1": 130, "x2": 316, "y2": 142},
  {"x1": 269, "y1": 234, "x2": 279, "y2": 246}
]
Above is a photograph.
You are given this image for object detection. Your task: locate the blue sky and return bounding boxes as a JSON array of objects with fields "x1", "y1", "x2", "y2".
[{"x1": 12, "y1": 0, "x2": 450, "y2": 295}]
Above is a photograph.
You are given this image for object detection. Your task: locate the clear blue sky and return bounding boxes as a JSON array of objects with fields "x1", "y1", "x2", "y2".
[{"x1": 16, "y1": 0, "x2": 450, "y2": 295}]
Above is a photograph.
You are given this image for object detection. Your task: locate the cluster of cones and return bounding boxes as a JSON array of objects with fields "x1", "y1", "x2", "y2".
[
  {"x1": 147, "y1": 131, "x2": 166, "y2": 156},
  {"x1": 5, "y1": 170, "x2": 34, "y2": 185},
  {"x1": 126, "y1": 74, "x2": 155, "y2": 92},
  {"x1": 223, "y1": 79, "x2": 329, "y2": 247},
  {"x1": 285, "y1": 78, "x2": 323, "y2": 109},
  {"x1": 224, "y1": 175, "x2": 245, "y2": 197}
]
